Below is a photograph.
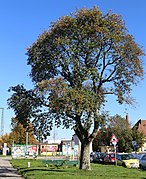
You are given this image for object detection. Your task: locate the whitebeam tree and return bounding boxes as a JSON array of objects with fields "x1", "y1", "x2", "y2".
[{"x1": 8, "y1": 7, "x2": 144, "y2": 170}]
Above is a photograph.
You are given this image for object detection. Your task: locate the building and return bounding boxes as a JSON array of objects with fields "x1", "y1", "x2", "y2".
[
  {"x1": 132, "y1": 119, "x2": 146, "y2": 152},
  {"x1": 133, "y1": 120, "x2": 146, "y2": 136},
  {"x1": 42, "y1": 135, "x2": 81, "y2": 157}
]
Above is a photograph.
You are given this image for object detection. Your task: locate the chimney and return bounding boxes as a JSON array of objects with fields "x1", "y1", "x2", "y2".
[{"x1": 126, "y1": 114, "x2": 130, "y2": 128}]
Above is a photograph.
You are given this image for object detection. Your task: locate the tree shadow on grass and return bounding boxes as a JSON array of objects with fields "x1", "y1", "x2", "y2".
[
  {"x1": 0, "y1": 166, "x2": 22, "y2": 178},
  {"x1": 19, "y1": 167, "x2": 67, "y2": 173}
]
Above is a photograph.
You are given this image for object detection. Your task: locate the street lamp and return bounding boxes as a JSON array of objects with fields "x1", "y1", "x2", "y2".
[{"x1": 71, "y1": 137, "x2": 75, "y2": 160}]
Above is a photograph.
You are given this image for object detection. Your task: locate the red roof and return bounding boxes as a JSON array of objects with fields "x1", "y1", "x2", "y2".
[{"x1": 133, "y1": 120, "x2": 146, "y2": 136}]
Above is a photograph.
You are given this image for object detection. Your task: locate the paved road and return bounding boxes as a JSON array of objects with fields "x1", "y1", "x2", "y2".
[{"x1": 0, "y1": 157, "x2": 23, "y2": 179}]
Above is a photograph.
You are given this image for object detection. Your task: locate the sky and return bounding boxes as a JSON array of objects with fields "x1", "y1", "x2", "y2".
[{"x1": 0, "y1": 0, "x2": 146, "y2": 140}]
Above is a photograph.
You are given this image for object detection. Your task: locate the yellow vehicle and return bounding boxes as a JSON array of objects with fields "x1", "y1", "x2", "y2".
[{"x1": 116, "y1": 153, "x2": 139, "y2": 168}]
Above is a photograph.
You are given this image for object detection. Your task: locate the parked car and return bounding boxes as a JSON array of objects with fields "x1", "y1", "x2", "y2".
[
  {"x1": 139, "y1": 154, "x2": 146, "y2": 170},
  {"x1": 116, "y1": 153, "x2": 139, "y2": 168},
  {"x1": 92, "y1": 152, "x2": 106, "y2": 163},
  {"x1": 104, "y1": 153, "x2": 116, "y2": 164},
  {"x1": 90, "y1": 152, "x2": 94, "y2": 162},
  {"x1": 132, "y1": 153, "x2": 145, "y2": 161}
]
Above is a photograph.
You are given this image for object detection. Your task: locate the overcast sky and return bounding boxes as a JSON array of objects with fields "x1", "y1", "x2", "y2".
[{"x1": 0, "y1": 0, "x2": 146, "y2": 139}]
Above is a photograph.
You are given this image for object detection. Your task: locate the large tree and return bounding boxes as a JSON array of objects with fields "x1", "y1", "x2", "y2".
[{"x1": 8, "y1": 7, "x2": 144, "y2": 170}]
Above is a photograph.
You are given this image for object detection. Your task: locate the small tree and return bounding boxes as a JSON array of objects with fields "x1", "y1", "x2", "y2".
[
  {"x1": 8, "y1": 7, "x2": 144, "y2": 170},
  {"x1": 110, "y1": 115, "x2": 133, "y2": 152},
  {"x1": 132, "y1": 128, "x2": 145, "y2": 151},
  {"x1": 0, "y1": 133, "x2": 10, "y2": 150},
  {"x1": 9, "y1": 117, "x2": 37, "y2": 145}
]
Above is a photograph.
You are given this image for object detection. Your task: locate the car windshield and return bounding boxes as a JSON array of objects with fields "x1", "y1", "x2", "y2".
[
  {"x1": 121, "y1": 154, "x2": 135, "y2": 160},
  {"x1": 110, "y1": 154, "x2": 115, "y2": 158}
]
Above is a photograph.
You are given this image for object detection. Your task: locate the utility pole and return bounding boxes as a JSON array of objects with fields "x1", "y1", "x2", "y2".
[
  {"x1": 25, "y1": 122, "x2": 29, "y2": 156},
  {"x1": 0, "y1": 108, "x2": 4, "y2": 138}
]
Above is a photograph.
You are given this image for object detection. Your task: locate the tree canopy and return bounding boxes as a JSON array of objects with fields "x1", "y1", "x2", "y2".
[{"x1": 8, "y1": 7, "x2": 144, "y2": 170}]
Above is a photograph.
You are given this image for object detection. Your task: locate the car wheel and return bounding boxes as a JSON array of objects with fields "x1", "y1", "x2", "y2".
[
  {"x1": 139, "y1": 164, "x2": 143, "y2": 170},
  {"x1": 122, "y1": 162, "x2": 126, "y2": 168}
]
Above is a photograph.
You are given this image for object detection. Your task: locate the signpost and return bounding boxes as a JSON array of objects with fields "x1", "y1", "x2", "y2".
[{"x1": 110, "y1": 134, "x2": 118, "y2": 166}]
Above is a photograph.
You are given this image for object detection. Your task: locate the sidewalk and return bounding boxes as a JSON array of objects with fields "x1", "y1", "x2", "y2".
[{"x1": 0, "y1": 157, "x2": 23, "y2": 179}]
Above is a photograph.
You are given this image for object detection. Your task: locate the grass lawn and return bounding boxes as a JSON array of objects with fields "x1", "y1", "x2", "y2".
[{"x1": 11, "y1": 159, "x2": 146, "y2": 179}]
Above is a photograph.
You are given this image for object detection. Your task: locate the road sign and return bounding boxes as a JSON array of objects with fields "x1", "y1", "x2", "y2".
[
  {"x1": 110, "y1": 134, "x2": 118, "y2": 166},
  {"x1": 110, "y1": 134, "x2": 118, "y2": 143}
]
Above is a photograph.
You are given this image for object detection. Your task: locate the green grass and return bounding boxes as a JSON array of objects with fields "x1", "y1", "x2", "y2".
[{"x1": 11, "y1": 159, "x2": 146, "y2": 179}]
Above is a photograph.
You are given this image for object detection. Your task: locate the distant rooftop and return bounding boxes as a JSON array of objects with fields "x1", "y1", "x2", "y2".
[{"x1": 133, "y1": 119, "x2": 146, "y2": 136}]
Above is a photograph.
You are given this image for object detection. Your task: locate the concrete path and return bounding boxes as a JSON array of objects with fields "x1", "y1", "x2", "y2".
[{"x1": 0, "y1": 157, "x2": 23, "y2": 179}]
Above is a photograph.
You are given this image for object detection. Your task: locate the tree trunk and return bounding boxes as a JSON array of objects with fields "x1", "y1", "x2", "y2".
[{"x1": 79, "y1": 141, "x2": 91, "y2": 170}]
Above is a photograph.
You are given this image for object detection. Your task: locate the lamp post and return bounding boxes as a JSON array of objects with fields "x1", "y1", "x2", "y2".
[
  {"x1": 25, "y1": 120, "x2": 29, "y2": 156},
  {"x1": 71, "y1": 138, "x2": 75, "y2": 160},
  {"x1": 26, "y1": 127, "x2": 28, "y2": 155}
]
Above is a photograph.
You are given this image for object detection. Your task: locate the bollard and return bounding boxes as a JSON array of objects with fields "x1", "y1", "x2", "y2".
[{"x1": 28, "y1": 162, "x2": 30, "y2": 167}]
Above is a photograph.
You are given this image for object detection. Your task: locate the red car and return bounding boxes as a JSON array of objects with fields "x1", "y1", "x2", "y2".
[{"x1": 104, "y1": 153, "x2": 116, "y2": 164}]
